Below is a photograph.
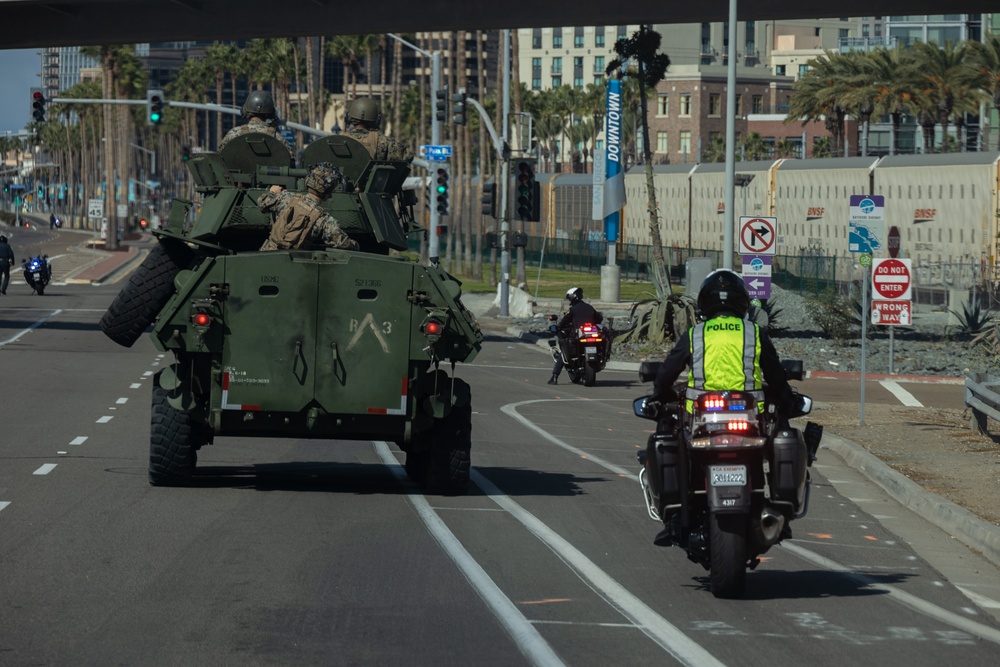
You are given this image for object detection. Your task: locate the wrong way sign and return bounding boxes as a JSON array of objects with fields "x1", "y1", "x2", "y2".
[
  {"x1": 738, "y1": 216, "x2": 777, "y2": 256},
  {"x1": 872, "y1": 258, "x2": 912, "y2": 300}
]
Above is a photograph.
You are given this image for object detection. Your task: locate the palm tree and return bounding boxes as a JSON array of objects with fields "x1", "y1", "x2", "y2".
[
  {"x1": 786, "y1": 52, "x2": 847, "y2": 157},
  {"x1": 702, "y1": 134, "x2": 729, "y2": 163},
  {"x1": 206, "y1": 42, "x2": 238, "y2": 145},
  {"x1": 328, "y1": 35, "x2": 362, "y2": 101},
  {"x1": 741, "y1": 132, "x2": 769, "y2": 161},
  {"x1": 606, "y1": 25, "x2": 671, "y2": 297},
  {"x1": 774, "y1": 137, "x2": 799, "y2": 159},
  {"x1": 865, "y1": 46, "x2": 920, "y2": 155},
  {"x1": 913, "y1": 40, "x2": 981, "y2": 152},
  {"x1": 969, "y1": 34, "x2": 1000, "y2": 150}
]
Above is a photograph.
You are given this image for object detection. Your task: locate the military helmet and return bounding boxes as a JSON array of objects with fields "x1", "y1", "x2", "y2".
[
  {"x1": 697, "y1": 268, "x2": 750, "y2": 319},
  {"x1": 346, "y1": 97, "x2": 382, "y2": 129},
  {"x1": 305, "y1": 162, "x2": 343, "y2": 196},
  {"x1": 241, "y1": 90, "x2": 276, "y2": 119},
  {"x1": 565, "y1": 287, "x2": 583, "y2": 304}
]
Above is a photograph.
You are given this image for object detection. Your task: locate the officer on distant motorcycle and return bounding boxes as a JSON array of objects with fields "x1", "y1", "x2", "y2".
[
  {"x1": 547, "y1": 287, "x2": 602, "y2": 385},
  {"x1": 650, "y1": 268, "x2": 795, "y2": 545}
]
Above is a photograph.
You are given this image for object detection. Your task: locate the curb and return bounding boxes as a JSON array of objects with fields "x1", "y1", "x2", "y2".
[{"x1": 822, "y1": 432, "x2": 1000, "y2": 569}]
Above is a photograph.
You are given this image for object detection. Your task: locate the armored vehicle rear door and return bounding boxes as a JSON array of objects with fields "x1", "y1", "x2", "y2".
[
  {"x1": 313, "y1": 257, "x2": 414, "y2": 416},
  {"x1": 220, "y1": 252, "x2": 321, "y2": 413}
]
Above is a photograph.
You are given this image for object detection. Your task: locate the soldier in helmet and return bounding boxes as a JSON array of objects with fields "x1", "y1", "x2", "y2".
[
  {"x1": 219, "y1": 90, "x2": 293, "y2": 153},
  {"x1": 342, "y1": 97, "x2": 414, "y2": 162},
  {"x1": 257, "y1": 162, "x2": 359, "y2": 252}
]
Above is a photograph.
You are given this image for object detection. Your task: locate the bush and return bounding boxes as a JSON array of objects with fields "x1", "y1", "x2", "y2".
[{"x1": 806, "y1": 288, "x2": 859, "y2": 343}]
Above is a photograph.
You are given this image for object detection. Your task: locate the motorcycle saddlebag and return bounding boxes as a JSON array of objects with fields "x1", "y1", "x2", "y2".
[
  {"x1": 645, "y1": 432, "x2": 681, "y2": 512},
  {"x1": 771, "y1": 429, "x2": 808, "y2": 509}
]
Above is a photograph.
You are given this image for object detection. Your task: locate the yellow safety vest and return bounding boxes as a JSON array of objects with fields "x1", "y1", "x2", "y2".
[{"x1": 685, "y1": 316, "x2": 764, "y2": 412}]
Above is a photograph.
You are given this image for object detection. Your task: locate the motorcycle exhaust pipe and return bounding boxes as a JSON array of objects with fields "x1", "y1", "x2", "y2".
[
  {"x1": 760, "y1": 506, "x2": 786, "y2": 545},
  {"x1": 637, "y1": 467, "x2": 662, "y2": 522}
]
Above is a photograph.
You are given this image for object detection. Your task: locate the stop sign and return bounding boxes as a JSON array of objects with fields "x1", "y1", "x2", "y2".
[
  {"x1": 887, "y1": 225, "x2": 900, "y2": 258},
  {"x1": 872, "y1": 258, "x2": 912, "y2": 300}
]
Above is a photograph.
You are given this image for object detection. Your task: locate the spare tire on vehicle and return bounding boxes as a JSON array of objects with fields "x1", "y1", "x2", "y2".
[{"x1": 99, "y1": 240, "x2": 192, "y2": 347}]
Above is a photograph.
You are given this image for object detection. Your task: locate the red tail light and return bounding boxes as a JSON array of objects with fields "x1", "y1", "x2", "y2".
[
  {"x1": 423, "y1": 321, "x2": 442, "y2": 336},
  {"x1": 192, "y1": 312, "x2": 211, "y2": 327}
]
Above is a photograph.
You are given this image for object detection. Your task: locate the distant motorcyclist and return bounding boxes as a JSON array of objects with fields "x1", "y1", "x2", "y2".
[
  {"x1": 218, "y1": 90, "x2": 293, "y2": 153},
  {"x1": 0, "y1": 234, "x2": 13, "y2": 294},
  {"x1": 548, "y1": 287, "x2": 602, "y2": 385}
]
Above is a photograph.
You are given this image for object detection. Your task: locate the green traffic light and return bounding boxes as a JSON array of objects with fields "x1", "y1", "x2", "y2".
[
  {"x1": 150, "y1": 112, "x2": 161, "y2": 122},
  {"x1": 437, "y1": 185, "x2": 446, "y2": 194}
]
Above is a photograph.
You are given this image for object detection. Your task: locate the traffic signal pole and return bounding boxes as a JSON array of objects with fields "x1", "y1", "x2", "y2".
[{"x1": 499, "y1": 29, "x2": 511, "y2": 317}]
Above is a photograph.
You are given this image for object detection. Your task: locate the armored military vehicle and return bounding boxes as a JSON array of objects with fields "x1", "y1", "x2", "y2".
[{"x1": 100, "y1": 133, "x2": 482, "y2": 493}]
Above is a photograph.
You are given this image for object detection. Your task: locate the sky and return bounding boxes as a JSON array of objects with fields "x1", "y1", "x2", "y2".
[{"x1": 0, "y1": 49, "x2": 43, "y2": 135}]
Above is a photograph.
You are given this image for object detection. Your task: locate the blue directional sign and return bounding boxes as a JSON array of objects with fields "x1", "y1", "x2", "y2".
[
  {"x1": 849, "y1": 194, "x2": 885, "y2": 254},
  {"x1": 419, "y1": 145, "x2": 453, "y2": 162}
]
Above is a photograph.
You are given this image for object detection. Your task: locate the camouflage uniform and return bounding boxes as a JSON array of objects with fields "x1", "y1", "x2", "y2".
[
  {"x1": 219, "y1": 118, "x2": 293, "y2": 153},
  {"x1": 343, "y1": 126, "x2": 414, "y2": 162},
  {"x1": 257, "y1": 190, "x2": 358, "y2": 251}
]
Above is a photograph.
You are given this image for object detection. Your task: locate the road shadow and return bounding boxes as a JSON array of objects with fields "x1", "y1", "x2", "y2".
[{"x1": 684, "y1": 568, "x2": 913, "y2": 600}]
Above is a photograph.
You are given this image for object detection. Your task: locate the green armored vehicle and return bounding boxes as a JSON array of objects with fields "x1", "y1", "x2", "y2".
[{"x1": 100, "y1": 133, "x2": 482, "y2": 493}]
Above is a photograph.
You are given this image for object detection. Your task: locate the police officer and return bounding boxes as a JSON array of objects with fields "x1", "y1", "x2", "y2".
[
  {"x1": 650, "y1": 269, "x2": 794, "y2": 545},
  {"x1": 548, "y1": 287, "x2": 602, "y2": 385},
  {"x1": 0, "y1": 234, "x2": 13, "y2": 294},
  {"x1": 218, "y1": 90, "x2": 293, "y2": 153},
  {"x1": 257, "y1": 162, "x2": 359, "y2": 252},
  {"x1": 342, "y1": 98, "x2": 414, "y2": 162}
]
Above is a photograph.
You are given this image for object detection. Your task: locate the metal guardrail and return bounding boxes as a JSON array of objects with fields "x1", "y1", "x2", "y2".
[{"x1": 964, "y1": 372, "x2": 1000, "y2": 435}]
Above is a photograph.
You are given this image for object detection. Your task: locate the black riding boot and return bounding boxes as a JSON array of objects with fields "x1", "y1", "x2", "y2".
[{"x1": 547, "y1": 374, "x2": 558, "y2": 385}]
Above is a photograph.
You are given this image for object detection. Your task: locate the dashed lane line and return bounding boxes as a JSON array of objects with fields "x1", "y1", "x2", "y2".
[{"x1": 33, "y1": 464, "x2": 57, "y2": 475}]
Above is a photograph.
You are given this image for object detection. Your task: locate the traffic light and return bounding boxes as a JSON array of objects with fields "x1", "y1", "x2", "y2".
[
  {"x1": 181, "y1": 146, "x2": 191, "y2": 161},
  {"x1": 146, "y1": 89, "x2": 165, "y2": 126},
  {"x1": 37, "y1": 185, "x2": 44, "y2": 198},
  {"x1": 30, "y1": 88, "x2": 46, "y2": 122},
  {"x1": 435, "y1": 166, "x2": 449, "y2": 216},
  {"x1": 452, "y1": 89, "x2": 466, "y2": 126},
  {"x1": 435, "y1": 89, "x2": 449, "y2": 123},
  {"x1": 515, "y1": 159, "x2": 540, "y2": 222},
  {"x1": 481, "y1": 182, "x2": 496, "y2": 217}
]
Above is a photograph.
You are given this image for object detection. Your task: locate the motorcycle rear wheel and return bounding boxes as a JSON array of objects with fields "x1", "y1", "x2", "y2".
[
  {"x1": 583, "y1": 363, "x2": 597, "y2": 386},
  {"x1": 709, "y1": 512, "x2": 747, "y2": 598}
]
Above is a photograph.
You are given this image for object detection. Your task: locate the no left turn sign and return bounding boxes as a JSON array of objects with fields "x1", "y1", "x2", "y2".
[{"x1": 738, "y1": 216, "x2": 777, "y2": 255}]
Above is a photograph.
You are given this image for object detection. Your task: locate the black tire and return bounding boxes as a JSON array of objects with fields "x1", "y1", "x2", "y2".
[
  {"x1": 710, "y1": 512, "x2": 747, "y2": 598},
  {"x1": 404, "y1": 449, "x2": 429, "y2": 486},
  {"x1": 568, "y1": 369, "x2": 582, "y2": 385},
  {"x1": 425, "y1": 405, "x2": 473, "y2": 495},
  {"x1": 583, "y1": 363, "x2": 597, "y2": 387},
  {"x1": 100, "y1": 242, "x2": 190, "y2": 348},
  {"x1": 149, "y1": 370, "x2": 201, "y2": 486},
  {"x1": 35, "y1": 283, "x2": 44, "y2": 295}
]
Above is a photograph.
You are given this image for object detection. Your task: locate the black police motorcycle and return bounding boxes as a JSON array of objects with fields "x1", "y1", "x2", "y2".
[
  {"x1": 22, "y1": 255, "x2": 52, "y2": 295},
  {"x1": 548, "y1": 317, "x2": 613, "y2": 387},
  {"x1": 633, "y1": 359, "x2": 822, "y2": 598}
]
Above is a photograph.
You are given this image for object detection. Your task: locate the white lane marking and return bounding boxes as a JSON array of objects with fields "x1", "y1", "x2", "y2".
[
  {"x1": 371, "y1": 441, "x2": 566, "y2": 667},
  {"x1": 130, "y1": 383, "x2": 142, "y2": 389},
  {"x1": 781, "y1": 542, "x2": 1000, "y2": 643},
  {"x1": 879, "y1": 380, "x2": 923, "y2": 407},
  {"x1": 96, "y1": 416, "x2": 113, "y2": 424},
  {"x1": 116, "y1": 397, "x2": 128, "y2": 404},
  {"x1": 502, "y1": 399, "x2": 632, "y2": 476},
  {"x1": 69, "y1": 436, "x2": 87, "y2": 446},
  {"x1": 955, "y1": 586, "x2": 1000, "y2": 610},
  {"x1": 507, "y1": 398, "x2": 1000, "y2": 645},
  {"x1": 0, "y1": 501, "x2": 9, "y2": 512},
  {"x1": 33, "y1": 464, "x2": 57, "y2": 475},
  {"x1": 0, "y1": 309, "x2": 63, "y2": 348},
  {"x1": 142, "y1": 371, "x2": 153, "y2": 377},
  {"x1": 471, "y1": 469, "x2": 726, "y2": 667}
]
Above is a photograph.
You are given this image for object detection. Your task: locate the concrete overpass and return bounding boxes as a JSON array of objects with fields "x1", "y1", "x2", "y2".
[{"x1": 0, "y1": 0, "x2": 996, "y2": 49}]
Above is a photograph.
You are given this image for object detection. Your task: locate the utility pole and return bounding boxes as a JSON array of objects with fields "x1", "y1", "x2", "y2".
[
  {"x1": 388, "y1": 33, "x2": 442, "y2": 264},
  {"x1": 499, "y1": 29, "x2": 512, "y2": 317}
]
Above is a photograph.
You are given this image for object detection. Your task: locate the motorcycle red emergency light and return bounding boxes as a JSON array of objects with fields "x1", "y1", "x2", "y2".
[
  {"x1": 192, "y1": 312, "x2": 211, "y2": 327},
  {"x1": 728, "y1": 420, "x2": 750, "y2": 431},
  {"x1": 704, "y1": 397, "x2": 727, "y2": 410}
]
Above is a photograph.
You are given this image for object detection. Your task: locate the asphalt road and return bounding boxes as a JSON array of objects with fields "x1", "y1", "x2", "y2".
[{"x1": 1, "y1": 282, "x2": 999, "y2": 666}]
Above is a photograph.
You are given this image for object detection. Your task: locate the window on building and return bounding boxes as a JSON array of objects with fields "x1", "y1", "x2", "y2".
[
  {"x1": 875, "y1": 23, "x2": 882, "y2": 37},
  {"x1": 862, "y1": 24, "x2": 870, "y2": 37},
  {"x1": 594, "y1": 56, "x2": 604, "y2": 73},
  {"x1": 752, "y1": 94, "x2": 763, "y2": 114},
  {"x1": 553, "y1": 29, "x2": 563, "y2": 49},
  {"x1": 574, "y1": 77, "x2": 584, "y2": 89},
  {"x1": 679, "y1": 131, "x2": 692, "y2": 157},
  {"x1": 776, "y1": 64, "x2": 786, "y2": 76},
  {"x1": 532, "y1": 78, "x2": 542, "y2": 91},
  {"x1": 532, "y1": 28, "x2": 542, "y2": 49},
  {"x1": 798, "y1": 64, "x2": 809, "y2": 77},
  {"x1": 532, "y1": 57, "x2": 542, "y2": 70},
  {"x1": 709, "y1": 93, "x2": 721, "y2": 116},
  {"x1": 657, "y1": 131, "x2": 669, "y2": 153},
  {"x1": 736, "y1": 95, "x2": 742, "y2": 117},
  {"x1": 552, "y1": 57, "x2": 562, "y2": 74},
  {"x1": 840, "y1": 28, "x2": 849, "y2": 40},
  {"x1": 594, "y1": 76, "x2": 604, "y2": 86},
  {"x1": 679, "y1": 93, "x2": 692, "y2": 116},
  {"x1": 657, "y1": 93, "x2": 669, "y2": 116},
  {"x1": 595, "y1": 27, "x2": 605, "y2": 48},
  {"x1": 618, "y1": 25, "x2": 628, "y2": 41},
  {"x1": 574, "y1": 27, "x2": 585, "y2": 48},
  {"x1": 552, "y1": 76, "x2": 562, "y2": 87}
]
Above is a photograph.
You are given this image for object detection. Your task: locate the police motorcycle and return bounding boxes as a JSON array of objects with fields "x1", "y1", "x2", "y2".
[
  {"x1": 633, "y1": 360, "x2": 823, "y2": 598},
  {"x1": 548, "y1": 315, "x2": 613, "y2": 387},
  {"x1": 22, "y1": 254, "x2": 52, "y2": 295}
]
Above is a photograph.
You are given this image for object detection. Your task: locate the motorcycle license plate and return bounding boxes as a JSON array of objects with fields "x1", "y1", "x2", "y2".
[
  {"x1": 585, "y1": 346, "x2": 597, "y2": 353},
  {"x1": 33, "y1": 272, "x2": 41, "y2": 280},
  {"x1": 709, "y1": 465, "x2": 747, "y2": 487}
]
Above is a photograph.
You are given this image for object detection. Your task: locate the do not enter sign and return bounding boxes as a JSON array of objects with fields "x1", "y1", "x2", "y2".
[{"x1": 872, "y1": 258, "x2": 912, "y2": 300}]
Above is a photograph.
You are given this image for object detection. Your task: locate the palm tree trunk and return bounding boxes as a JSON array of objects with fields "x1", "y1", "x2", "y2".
[
  {"x1": 293, "y1": 40, "x2": 303, "y2": 130},
  {"x1": 392, "y1": 39, "x2": 402, "y2": 133},
  {"x1": 634, "y1": 53, "x2": 670, "y2": 297},
  {"x1": 474, "y1": 29, "x2": 486, "y2": 281},
  {"x1": 101, "y1": 49, "x2": 118, "y2": 249},
  {"x1": 306, "y1": 38, "x2": 316, "y2": 129}
]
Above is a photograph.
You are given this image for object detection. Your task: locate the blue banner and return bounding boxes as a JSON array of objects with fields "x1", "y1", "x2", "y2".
[{"x1": 604, "y1": 79, "x2": 625, "y2": 242}]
